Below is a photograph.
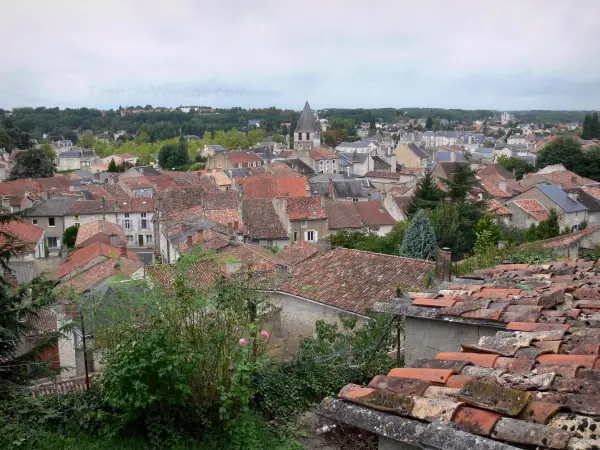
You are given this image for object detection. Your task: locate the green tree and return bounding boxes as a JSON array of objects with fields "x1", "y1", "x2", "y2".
[
  {"x1": 62, "y1": 225, "x2": 79, "y2": 248},
  {"x1": 536, "y1": 209, "x2": 560, "y2": 240},
  {"x1": 407, "y1": 167, "x2": 443, "y2": 215},
  {"x1": 582, "y1": 114, "x2": 592, "y2": 139},
  {"x1": 473, "y1": 214, "x2": 502, "y2": 254},
  {"x1": 536, "y1": 137, "x2": 584, "y2": 173},
  {"x1": 78, "y1": 133, "x2": 96, "y2": 149},
  {"x1": 496, "y1": 155, "x2": 534, "y2": 180},
  {"x1": 40, "y1": 143, "x2": 57, "y2": 160},
  {"x1": 108, "y1": 158, "x2": 118, "y2": 172},
  {"x1": 441, "y1": 160, "x2": 476, "y2": 202},
  {"x1": 158, "y1": 139, "x2": 189, "y2": 169},
  {"x1": 0, "y1": 128, "x2": 11, "y2": 150},
  {"x1": 592, "y1": 112, "x2": 600, "y2": 139},
  {"x1": 399, "y1": 210, "x2": 437, "y2": 260},
  {"x1": 425, "y1": 116, "x2": 433, "y2": 130},
  {"x1": 9, "y1": 148, "x2": 54, "y2": 180}
]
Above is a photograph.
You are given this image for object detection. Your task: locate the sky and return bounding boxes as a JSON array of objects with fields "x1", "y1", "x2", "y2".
[{"x1": 2, "y1": 0, "x2": 600, "y2": 111}]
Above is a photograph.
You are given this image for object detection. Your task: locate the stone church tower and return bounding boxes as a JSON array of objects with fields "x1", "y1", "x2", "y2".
[{"x1": 294, "y1": 101, "x2": 321, "y2": 151}]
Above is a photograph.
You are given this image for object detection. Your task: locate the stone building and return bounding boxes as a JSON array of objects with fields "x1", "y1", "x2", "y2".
[{"x1": 294, "y1": 101, "x2": 321, "y2": 152}]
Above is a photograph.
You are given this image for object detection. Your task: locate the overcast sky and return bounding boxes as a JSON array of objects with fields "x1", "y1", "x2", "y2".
[{"x1": 2, "y1": 0, "x2": 600, "y2": 111}]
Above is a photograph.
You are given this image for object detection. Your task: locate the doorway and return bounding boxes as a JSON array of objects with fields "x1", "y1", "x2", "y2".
[{"x1": 138, "y1": 235, "x2": 144, "y2": 246}]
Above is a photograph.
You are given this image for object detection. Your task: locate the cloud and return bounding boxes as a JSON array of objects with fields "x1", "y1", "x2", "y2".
[{"x1": 2, "y1": 0, "x2": 600, "y2": 110}]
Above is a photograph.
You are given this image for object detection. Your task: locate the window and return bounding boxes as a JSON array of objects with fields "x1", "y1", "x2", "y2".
[
  {"x1": 238, "y1": 163, "x2": 242, "y2": 168},
  {"x1": 48, "y1": 218, "x2": 55, "y2": 227},
  {"x1": 140, "y1": 218, "x2": 148, "y2": 229},
  {"x1": 146, "y1": 234, "x2": 152, "y2": 244},
  {"x1": 32, "y1": 219, "x2": 38, "y2": 225},
  {"x1": 353, "y1": 198, "x2": 359, "y2": 202},
  {"x1": 141, "y1": 213, "x2": 146, "y2": 218},
  {"x1": 305, "y1": 230, "x2": 317, "y2": 242},
  {"x1": 74, "y1": 215, "x2": 79, "y2": 222},
  {"x1": 301, "y1": 220, "x2": 308, "y2": 228},
  {"x1": 293, "y1": 232, "x2": 299, "y2": 242},
  {"x1": 126, "y1": 235, "x2": 134, "y2": 244},
  {"x1": 306, "y1": 133, "x2": 310, "y2": 140},
  {"x1": 47, "y1": 237, "x2": 59, "y2": 248},
  {"x1": 123, "y1": 219, "x2": 131, "y2": 230},
  {"x1": 124, "y1": 213, "x2": 130, "y2": 218}
]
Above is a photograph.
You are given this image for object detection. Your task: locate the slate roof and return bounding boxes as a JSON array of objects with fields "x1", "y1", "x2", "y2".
[
  {"x1": 206, "y1": 144, "x2": 227, "y2": 153},
  {"x1": 364, "y1": 171, "x2": 406, "y2": 180},
  {"x1": 133, "y1": 165, "x2": 162, "y2": 176},
  {"x1": 353, "y1": 259, "x2": 600, "y2": 449},
  {"x1": 295, "y1": 101, "x2": 319, "y2": 133},
  {"x1": 75, "y1": 220, "x2": 126, "y2": 247},
  {"x1": 280, "y1": 248, "x2": 435, "y2": 314},
  {"x1": 242, "y1": 199, "x2": 288, "y2": 240},
  {"x1": 325, "y1": 201, "x2": 363, "y2": 229},
  {"x1": 27, "y1": 196, "x2": 79, "y2": 217},
  {"x1": 287, "y1": 197, "x2": 327, "y2": 220},
  {"x1": 372, "y1": 156, "x2": 392, "y2": 171},
  {"x1": 0, "y1": 221, "x2": 44, "y2": 253},
  {"x1": 564, "y1": 188, "x2": 600, "y2": 214},
  {"x1": 280, "y1": 158, "x2": 315, "y2": 175},
  {"x1": 436, "y1": 152, "x2": 465, "y2": 162},
  {"x1": 354, "y1": 201, "x2": 395, "y2": 226},
  {"x1": 310, "y1": 179, "x2": 371, "y2": 199},
  {"x1": 538, "y1": 184, "x2": 587, "y2": 213},
  {"x1": 407, "y1": 143, "x2": 429, "y2": 159},
  {"x1": 340, "y1": 152, "x2": 369, "y2": 164}
]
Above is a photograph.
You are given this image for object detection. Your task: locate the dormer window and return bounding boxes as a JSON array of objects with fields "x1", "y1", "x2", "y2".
[{"x1": 306, "y1": 133, "x2": 310, "y2": 140}]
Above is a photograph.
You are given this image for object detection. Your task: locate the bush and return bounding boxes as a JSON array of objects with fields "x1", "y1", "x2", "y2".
[{"x1": 63, "y1": 225, "x2": 79, "y2": 248}]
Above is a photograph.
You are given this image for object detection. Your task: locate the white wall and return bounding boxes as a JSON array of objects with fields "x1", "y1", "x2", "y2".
[{"x1": 65, "y1": 211, "x2": 155, "y2": 247}]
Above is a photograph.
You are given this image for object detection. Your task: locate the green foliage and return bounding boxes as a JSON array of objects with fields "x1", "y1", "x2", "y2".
[
  {"x1": 79, "y1": 134, "x2": 96, "y2": 149},
  {"x1": 457, "y1": 245, "x2": 557, "y2": 276},
  {"x1": 496, "y1": 155, "x2": 534, "y2": 179},
  {"x1": 330, "y1": 221, "x2": 407, "y2": 255},
  {"x1": 536, "y1": 137, "x2": 585, "y2": 173},
  {"x1": 41, "y1": 143, "x2": 57, "y2": 160},
  {"x1": 582, "y1": 112, "x2": 600, "y2": 140},
  {"x1": 158, "y1": 138, "x2": 189, "y2": 169},
  {"x1": 254, "y1": 313, "x2": 398, "y2": 421},
  {"x1": 536, "y1": 209, "x2": 560, "y2": 240},
  {"x1": 473, "y1": 213, "x2": 502, "y2": 254},
  {"x1": 407, "y1": 167, "x2": 443, "y2": 215},
  {"x1": 428, "y1": 201, "x2": 483, "y2": 260},
  {"x1": 399, "y1": 210, "x2": 437, "y2": 260},
  {"x1": 63, "y1": 225, "x2": 79, "y2": 248},
  {"x1": 107, "y1": 158, "x2": 118, "y2": 172},
  {"x1": 425, "y1": 116, "x2": 433, "y2": 130},
  {"x1": 9, "y1": 148, "x2": 55, "y2": 180},
  {"x1": 441, "y1": 159, "x2": 476, "y2": 202}
]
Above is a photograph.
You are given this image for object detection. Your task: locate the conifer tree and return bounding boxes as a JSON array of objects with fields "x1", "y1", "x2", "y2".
[
  {"x1": 399, "y1": 209, "x2": 438, "y2": 260},
  {"x1": 407, "y1": 168, "x2": 443, "y2": 216},
  {"x1": 108, "y1": 158, "x2": 118, "y2": 172}
]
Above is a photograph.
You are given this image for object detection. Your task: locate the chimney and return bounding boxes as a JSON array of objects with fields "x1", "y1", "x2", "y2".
[
  {"x1": 328, "y1": 177, "x2": 334, "y2": 198},
  {"x1": 198, "y1": 229, "x2": 204, "y2": 240},
  {"x1": 233, "y1": 221, "x2": 239, "y2": 230},
  {"x1": 120, "y1": 243, "x2": 127, "y2": 258},
  {"x1": 450, "y1": 151, "x2": 456, "y2": 162},
  {"x1": 436, "y1": 247, "x2": 452, "y2": 282},
  {"x1": 186, "y1": 235, "x2": 193, "y2": 246}
]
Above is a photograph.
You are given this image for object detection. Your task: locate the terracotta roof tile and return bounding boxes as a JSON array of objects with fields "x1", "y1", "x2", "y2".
[
  {"x1": 324, "y1": 201, "x2": 363, "y2": 229},
  {"x1": 353, "y1": 201, "x2": 395, "y2": 226},
  {"x1": 237, "y1": 176, "x2": 308, "y2": 199},
  {"x1": 412, "y1": 297, "x2": 457, "y2": 308},
  {"x1": 0, "y1": 220, "x2": 44, "y2": 253},
  {"x1": 280, "y1": 248, "x2": 435, "y2": 314},
  {"x1": 75, "y1": 220, "x2": 126, "y2": 247},
  {"x1": 435, "y1": 352, "x2": 499, "y2": 368},
  {"x1": 510, "y1": 199, "x2": 550, "y2": 221},
  {"x1": 58, "y1": 242, "x2": 139, "y2": 279},
  {"x1": 286, "y1": 196, "x2": 327, "y2": 220},
  {"x1": 242, "y1": 198, "x2": 288, "y2": 239},
  {"x1": 309, "y1": 148, "x2": 338, "y2": 160},
  {"x1": 453, "y1": 406, "x2": 502, "y2": 436},
  {"x1": 279, "y1": 241, "x2": 319, "y2": 266},
  {"x1": 387, "y1": 367, "x2": 457, "y2": 384},
  {"x1": 68, "y1": 198, "x2": 154, "y2": 215},
  {"x1": 487, "y1": 199, "x2": 511, "y2": 216}
]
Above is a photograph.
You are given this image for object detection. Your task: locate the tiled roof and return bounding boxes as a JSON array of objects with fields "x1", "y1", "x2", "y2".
[
  {"x1": 75, "y1": 221, "x2": 126, "y2": 247},
  {"x1": 57, "y1": 242, "x2": 138, "y2": 279},
  {"x1": 511, "y1": 199, "x2": 550, "y2": 221},
  {"x1": 0, "y1": 220, "x2": 44, "y2": 253},
  {"x1": 487, "y1": 199, "x2": 511, "y2": 216},
  {"x1": 354, "y1": 201, "x2": 395, "y2": 227},
  {"x1": 204, "y1": 209, "x2": 241, "y2": 227},
  {"x1": 220, "y1": 243, "x2": 284, "y2": 271},
  {"x1": 478, "y1": 163, "x2": 516, "y2": 180},
  {"x1": 309, "y1": 148, "x2": 338, "y2": 160},
  {"x1": 364, "y1": 171, "x2": 405, "y2": 180},
  {"x1": 237, "y1": 176, "x2": 307, "y2": 199},
  {"x1": 64, "y1": 256, "x2": 141, "y2": 292},
  {"x1": 27, "y1": 196, "x2": 79, "y2": 216},
  {"x1": 67, "y1": 198, "x2": 154, "y2": 215},
  {"x1": 242, "y1": 199, "x2": 288, "y2": 240},
  {"x1": 159, "y1": 187, "x2": 207, "y2": 219},
  {"x1": 174, "y1": 229, "x2": 230, "y2": 254},
  {"x1": 280, "y1": 248, "x2": 435, "y2": 314},
  {"x1": 279, "y1": 241, "x2": 320, "y2": 266},
  {"x1": 287, "y1": 197, "x2": 327, "y2": 220},
  {"x1": 26, "y1": 308, "x2": 57, "y2": 335},
  {"x1": 228, "y1": 151, "x2": 263, "y2": 165},
  {"x1": 360, "y1": 259, "x2": 600, "y2": 449},
  {"x1": 267, "y1": 162, "x2": 301, "y2": 177},
  {"x1": 325, "y1": 201, "x2": 363, "y2": 229},
  {"x1": 120, "y1": 177, "x2": 154, "y2": 190},
  {"x1": 206, "y1": 170, "x2": 232, "y2": 186},
  {"x1": 479, "y1": 176, "x2": 513, "y2": 199},
  {"x1": 147, "y1": 261, "x2": 225, "y2": 289},
  {"x1": 203, "y1": 191, "x2": 238, "y2": 210},
  {"x1": 535, "y1": 225, "x2": 600, "y2": 249},
  {"x1": 0, "y1": 179, "x2": 40, "y2": 196}
]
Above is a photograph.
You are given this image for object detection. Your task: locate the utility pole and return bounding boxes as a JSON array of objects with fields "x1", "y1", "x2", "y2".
[{"x1": 80, "y1": 312, "x2": 90, "y2": 390}]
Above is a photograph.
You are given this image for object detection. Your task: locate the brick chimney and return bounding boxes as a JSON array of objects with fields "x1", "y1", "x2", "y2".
[
  {"x1": 198, "y1": 229, "x2": 204, "y2": 240},
  {"x1": 120, "y1": 243, "x2": 127, "y2": 258},
  {"x1": 328, "y1": 177, "x2": 334, "y2": 198},
  {"x1": 186, "y1": 235, "x2": 193, "y2": 246},
  {"x1": 233, "y1": 221, "x2": 239, "y2": 230}
]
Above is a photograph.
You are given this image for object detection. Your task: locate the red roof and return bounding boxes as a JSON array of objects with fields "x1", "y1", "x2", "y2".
[
  {"x1": 279, "y1": 241, "x2": 320, "y2": 266},
  {"x1": 0, "y1": 221, "x2": 44, "y2": 253},
  {"x1": 487, "y1": 199, "x2": 511, "y2": 216},
  {"x1": 354, "y1": 201, "x2": 395, "y2": 226},
  {"x1": 75, "y1": 221, "x2": 126, "y2": 247},
  {"x1": 511, "y1": 199, "x2": 550, "y2": 221},
  {"x1": 287, "y1": 197, "x2": 327, "y2": 220},
  {"x1": 237, "y1": 176, "x2": 307, "y2": 199},
  {"x1": 228, "y1": 152, "x2": 263, "y2": 166},
  {"x1": 58, "y1": 242, "x2": 138, "y2": 279},
  {"x1": 309, "y1": 148, "x2": 338, "y2": 160}
]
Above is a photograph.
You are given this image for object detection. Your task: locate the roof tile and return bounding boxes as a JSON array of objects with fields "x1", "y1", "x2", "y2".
[
  {"x1": 455, "y1": 379, "x2": 531, "y2": 416},
  {"x1": 453, "y1": 406, "x2": 501, "y2": 436},
  {"x1": 435, "y1": 352, "x2": 499, "y2": 368},
  {"x1": 387, "y1": 367, "x2": 457, "y2": 384}
]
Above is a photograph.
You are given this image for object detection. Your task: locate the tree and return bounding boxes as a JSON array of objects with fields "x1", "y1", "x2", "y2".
[
  {"x1": 9, "y1": 149, "x2": 54, "y2": 180},
  {"x1": 62, "y1": 225, "x2": 79, "y2": 248},
  {"x1": 108, "y1": 158, "x2": 118, "y2": 172},
  {"x1": 40, "y1": 143, "x2": 56, "y2": 160},
  {"x1": 536, "y1": 209, "x2": 560, "y2": 240},
  {"x1": 78, "y1": 133, "x2": 96, "y2": 149},
  {"x1": 536, "y1": 137, "x2": 585, "y2": 173},
  {"x1": 496, "y1": 155, "x2": 534, "y2": 180},
  {"x1": 158, "y1": 140, "x2": 188, "y2": 169},
  {"x1": 592, "y1": 112, "x2": 600, "y2": 140},
  {"x1": 473, "y1": 214, "x2": 502, "y2": 254},
  {"x1": 399, "y1": 210, "x2": 437, "y2": 260},
  {"x1": 425, "y1": 116, "x2": 433, "y2": 130},
  {"x1": 407, "y1": 167, "x2": 443, "y2": 215},
  {"x1": 441, "y1": 160, "x2": 476, "y2": 203},
  {"x1": 0, "y1": 128, "x2": 10, "y2": 150}
]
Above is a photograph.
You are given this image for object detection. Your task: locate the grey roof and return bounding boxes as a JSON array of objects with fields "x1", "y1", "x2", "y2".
[
  {"x1": 436, "y1": 152, "x2": 465, "y2": 162},
  {"x1": 309, "y1": 179, "x2": 371, "y2": 199},
  {"x1": 248, "y1": 119, "x2": 261, "y2": 126},
  {"x1": 408, "y1": 143, "x2": 428, "y2": 159},
  {"x1": 294, "y1": 101, "x2": 319, "y2": 133},
  {"x1": 134, "y1": 166, "x2": 162, "y2": 176},
  {"x1": 170, "y1": 221, "x2": 217, "y2": 245},
  {"x1": 207, "y1": 144, "x2": 227, "y2": 152},
  {"x1": 537, "y1": 184, "x2": 587, "y2": 213},
  {"x1": 372, "y1": 156, "x2": 391, "y2": 171},
  {"x1": 310, "y1": 173, "x2": 358, "y2": 182},
  {"x1": 514, "y1": 154, "x2": 536, "y2": 164},
  {"x1": 224, "y1": 168, "x2": 250, "y2": 178},
  {"x1": 474, "y1": 147, "x2": 493, "y2": 154},
  {"x1": 340, "y1": 152, "x2": 369, "y2": 164},
  {"x1": 339, "y1": 158, "x2": 352, "y2": 167},
  {"x1": 73, "y1": 169, "x2": 93, "y2": 179},
  {"x1": 337, "y1": 141, "x2": 371, "y2": 149},
  {"x1": 27, "y1": 196, "x2": 80, "y2": 217},
  {"x1": 59, "y1": 149, "x2": 96, "y2": 159},
  {"x1": 280, "y1": 158, "x2": 315, "y2": 175},
  {"x1": 564, "y1": 188, "x2": 600, "y2": 214}
]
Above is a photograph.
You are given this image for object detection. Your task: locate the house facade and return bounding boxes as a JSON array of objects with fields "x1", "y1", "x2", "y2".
[{"x1": 27, "y1": 196, "x2": 80, "y2": 254}]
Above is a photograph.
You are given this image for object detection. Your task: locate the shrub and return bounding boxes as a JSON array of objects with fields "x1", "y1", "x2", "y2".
[
  {"x1": 63, "y1": 225, "x2": 79, "y2": 248},
  {"x1": 400, "y1": 209, "x2": 437, "y2": 259}
]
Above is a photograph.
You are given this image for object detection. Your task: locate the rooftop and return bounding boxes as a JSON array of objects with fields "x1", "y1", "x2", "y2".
[
  {"x1": 354, "y1": 201, "x2": 396, "y2": 227},
  {"x1": 242, "y1": 198, "x2": 288, "y2": 240},
  {"x1": 537, "y1": 184, "x2": 587, "y2": 213},
  {"x1": 309, "y1": 148, "x2": 338, "y2": 161},
  {"x1": 287, "y1": 196, "x2": 327, "y2": 220},
  {"x1": 237, "y1": 176, "x2": 307, "y2": 199},
  {"x1": 75, "y1": 220, "x2": 126, "y2": 247},
  {"x1": 279, "y1": 241, "x2": 320, "y2": 267},
  {"x1": 67, "y1": 198, "x2": 154, "y2": 215},
  {"x1": 27, "y1": 195, "x2": 79, "y2": 217},
  {"x1": 0, "y1": 221, "x2": 44, "y2": 253},
  {"x1": 280, "y1": 248, "x2": 435, "y2": 314},
  {"x1": 510, "y1": 199, "x2": 550, "y2": 221},
  {"x1": 325, "y1": 201, "x2": 363, "y2": 229}
]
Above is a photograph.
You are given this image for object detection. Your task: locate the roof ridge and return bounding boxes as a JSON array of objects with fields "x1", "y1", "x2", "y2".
[{"x1": 330, "y1": 247, "x2": 434, "y2": 264}]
